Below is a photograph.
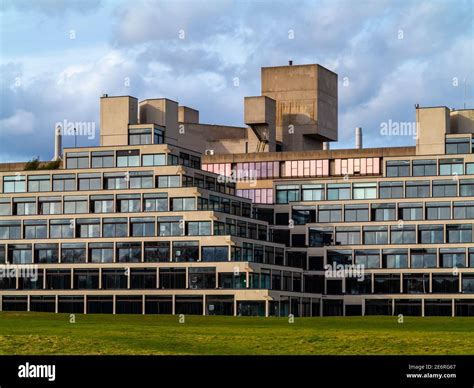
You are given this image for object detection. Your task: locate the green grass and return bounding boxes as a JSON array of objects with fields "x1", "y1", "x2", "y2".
[{"x1": 0, "y1": 312, "x2": 472, "y2": 355}]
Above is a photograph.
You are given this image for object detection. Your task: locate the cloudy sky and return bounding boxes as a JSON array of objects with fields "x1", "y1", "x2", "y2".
[{"x1": 0, "y1": 0, "x2": 472, "y2": 162}]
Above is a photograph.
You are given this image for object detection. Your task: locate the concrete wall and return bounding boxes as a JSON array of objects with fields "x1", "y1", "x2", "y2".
[
  {"x1": 100, "y1": 96, "x2": 138, "y2": 146},
  {"x1": 415, "y1": 106, "x2": 450, "y2": 155},
  {"x1": 450, "y1": 109, "x2": 474, "y2": 134}
]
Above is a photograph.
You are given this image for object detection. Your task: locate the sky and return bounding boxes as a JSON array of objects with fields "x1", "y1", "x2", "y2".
[{"x1": 0, "y1": 0, "x2": 473, "y2": 162}]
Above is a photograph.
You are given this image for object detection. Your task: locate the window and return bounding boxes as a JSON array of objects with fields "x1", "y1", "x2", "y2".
[
  {"x1": 318, "y1": 205, "x2": 342, "y2": 222},
  {"x1": 179, "y1": 152, "x2": 201, "y2": 169},
  {"x1": 411, "y1": 249, "x2": 436, "y2": 268},
  {"x1": 13, "y1": 197, "x2": 36, "y2": 215},
  {"x1": 129, "y1": 128, "x2": 152, "y2": 145},
  {"x1": 50, "y1": 219, "x2": 74, "y2": 239},
  {"x1": 3, "y1": 175, "x2": 26, "y2": 193},
  {"x1": 24, "y1": 220, "x2": 47, "y2": 239},
  {"x1": 171, "y1": 197, "x2": 196, "y2": 211},
  {"x1": 335, "y1": 227, "x2": 360, "y2": 245},
  {"x1": 117, "y1": 194, "x2": 140, "y2": 213},
  {"x1": 159, "y1": 268, "x2": 186, "y2": 289},
  {"x1": 327, "y1": 183, "x2": 350, "y2": 200},
  {"x1": 61, "y1": 243, "x2": 86, "y2": 263},
  {"x1": 327, "y1": 250, "x2": 352, "y2": 266},
  {"x1": 374, "y1": 274, "x2": 401, "y2": 294},
  {"x1": 34, "y1": 243, "x2": 59, "y2": 264},
  {"x1": 89, "y1": 243, "x2": 113, "y2": 263},
  {"x1": 440, "y1": 248, "x2": 465, "y2": 268},
  {"x1": 39, "y1": 196, "x2": 61, "y2": 215},
  {"x1": 91, "y1": 151, "x2": 114, "y2": 168},
  {"x1": 283, "y1": 159, "x2": 329, "y2": 178},
  {"x1": 399, "y1": 202, "x2": 423, "y2": 221},
  {"x1": 363, "y1": 226, "x2": 388, "y2": 245},
  {"x1": 390, "y1": 225, "x2": 416, "y2": 244},
  {"x1": 104, "y1": 173, "x2": 127, "y2": 189},
  {"x1": 142, "y1": 153, "x2": 166, "y2": 166},
  {"x1": 158, "y1": 217, "x2": 182, "y2": 236},
  {"x1": 66, "y1": 152, "x2": 89, "y2": 169},
  {"x1": 64, "y1": 196, "x2": 88, "y2": 214},
  {"x1": 0, "y1": 198, "x2": 11, "y2": 216},
  {"x1": 292, "y1": 206, "x2": 316, "y2": 224},
  {"x1": 117, "y1": 242, "x2": 141, "y2": 263},
  {"x1": 460, "y1": 179, "x2": 474, "y2": 196},
  {"x1": 432, "y1": 275, "x2": 459, "y2": 293},
  {"x1": 382, "y1": 249, "x2": 408, "y2": 269},
  {"x1": 172, "y1": 241, "x2": 199, "y2": 262},
  {"x1": 372, "y1": 204, "x2": 396, "y2": 221},
  {"x1": 116, "y1": 150, "x2": 140, "y2": 167},
  {"x1": 74, "y1": 269, "x2": 99, "y2": 289},
  {"x1": 144, "y1": 241, "x2": 170, "y2": 262},
  {"x1": 419, "y1": 225, "x2": 444, "y2": 244},
  {"x1": 432, "y1": 180, "x2": 457, "y2": 197},
  {"x1": 91, "y1": 195, "x2": 114, "y2": 213},
  {"x1": 439, "y1": 158, "x2": 464, "y2": 176},
  {"x1": 275, "y1": 185, "x2": 300, "y2": 204},
  {"x1": 28, "y1": 175, "x2": 51, "y2": 192},
  {"x1": 129, "y1": 171, "x2": 153, "y2": 189},
  {"x1": 344, "y1": 204, "x2": 369, "y2": 222},
  {"x1": 78, "y1": 173, "x2": 101, "y2": 191},
  {"x1": 467, "y1": 162, "x2": 474, "y2": 174},
  {"x1": 77, "y1": 218, "x2": 100, "y2": 238},
  {"x1": 412, "y1": 159, "x2": 436, "y2": 176},
  {"x1": 447, "y1": 224, "x2": 472, "y2": 243},
  {"x1": 0, "y1": 221, "x2": 21, "y2": 239},
  {"x1": 353, "y1": 182, "x2": 376, "y2": 199},
  {"x1": 426, "y1": 202, "x2": 451, "y2": 220},
  {"x1": 187, "y1": 221, "x2": 211, "y2": 236},
  {"x1": 103, "y1": 218, "x2": 128, "y2": 238},
  {"x1": 8, "y1": 244, "x2": 32, "y2": 264},
  {"x1": 406, "y1": 180, "x2": 429, "y2": 198},
  {"x1": 201, "y1": 246, "x2": 228, "y2": 262},
  {"x1": 53, "y1": 174, "x2": 76, "y2": 191},
  {"x1": 403, "y1": 274, "x2": 429, "y2": 293},
  {"x1": 379, "y1": 181, "x2": 403, "y2": 199},
  {"x1": 453, "y1": 201, "x2": 474, "y2": 219},
  {"x1": 386, "y1": 160, "x2": 410, "y2": 177},
  {"x1": 445, "y1": 137, "x2": 470, "y2": 154},
  {"x1": 154, "y1": 127, "x2": 164, "y2": 144},
  {"x1": 157, "y1": 175, "x2": 180, "y2": 188},
  {"x1": 355, "y1": 250, "x2": 380, "y2": 269},
  {"x1": 301, "y1": 184, "x2": 325, "y2": 201},
  {"x1": 131, "y1": 217, "x2": 155, "y2": 237},
  {"x1": 144, "y1": 193, "x2": 168, "y2": 212},
  {"x1": 102, "y1": 269, "x2": 128, "y2": 289}
]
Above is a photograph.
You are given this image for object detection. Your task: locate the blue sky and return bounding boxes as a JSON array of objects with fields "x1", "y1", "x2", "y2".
[{"x1": 0, "y1": 0, "x2": 473, "y2": 162}]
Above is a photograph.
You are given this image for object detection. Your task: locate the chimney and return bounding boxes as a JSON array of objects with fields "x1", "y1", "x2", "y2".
[
  {"x1": 53, "y1": 124, "x2": 62, "y2": 161},
  {"x1": 323, "y1": 142, "x2": 330, "y2": 150},
  {"x1": 355, "y1": 127, "x2": 362, "y2": 149},
  {"x1": 288, "y1": 60, "x2": 293, "y2": 66}
]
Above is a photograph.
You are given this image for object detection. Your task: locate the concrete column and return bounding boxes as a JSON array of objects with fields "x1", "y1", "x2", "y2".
[{"x1": 265, "y1": 299, "x2": 269, "y2": 317}]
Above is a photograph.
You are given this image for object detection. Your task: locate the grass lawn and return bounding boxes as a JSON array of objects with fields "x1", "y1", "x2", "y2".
[{"x1": 0, "y1": 312, "x2": 472, "y2": 355}]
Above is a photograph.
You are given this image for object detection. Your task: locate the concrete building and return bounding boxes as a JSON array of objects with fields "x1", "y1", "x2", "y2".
[{"x1": 0, "y1": 63, "x2": 473, "y2": 316}]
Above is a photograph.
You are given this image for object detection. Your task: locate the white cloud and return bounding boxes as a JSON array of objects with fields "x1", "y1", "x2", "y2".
[{"x1": 0, "y1": 109, "x2": 35, "y2": 135}]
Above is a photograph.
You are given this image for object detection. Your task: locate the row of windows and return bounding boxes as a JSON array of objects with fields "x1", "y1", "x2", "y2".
[
  {"x1": 285, "y1": 201, "x2": 474, "y2": 224},
  {"x1": 275, "y1": 179, "x2": 474, "y2": 203},
  {"x1": 307, "y1": 224, "x2": 473, "y2": 247},
  {"x1": 322, "y1": 248, "x2": 474, "y2": 269},
  {"x1": 0, "y1": 193, "x2": 253, "y2": 219},
  {"x1": 65, "y1": 149, "x2": 200, "y2": 170},
  {"x1": 386, "y1": 158, "x2": 474, "y2": 177},
  {"x1": 0, "y1": 216, "x2": 269, "y2": 241}
]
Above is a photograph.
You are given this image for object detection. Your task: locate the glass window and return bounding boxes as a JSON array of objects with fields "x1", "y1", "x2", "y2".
[
  {"x1": 354, "y1": 250, "x2": 380, "y2": 269},
  {"x1": 129, "y1": 128, "x2": 152, "y2": 145},
  {"x1": 91, "y1": 151, "x2": 114, "y2": 168},
  {"x1": 89, "y1": 243, "x2": 113, "y2": 263},
  {"x1": 344, "y1": 204, "x2": 369, "y2": 222},
  {"x1": 439, "y1": 158, "x2": 464, "y2": 176},
  {"x1": 318, "y1": 205, "x2": 342, "y2": 223},
  {"x1": 104, "y1": 173, "x2": 127, "y2": 190},
  {"x1": 116, "y1": 150, "x2": 140, "y2": 167},
  {"x1": 453, "y1": 201, "x2": 474, "y2": 219},
  {"x1": 426, "y1": 202, "x2": 451, "y2": 220},
  {"x1": 0, "y1": 221, "x2": 21, "y2": 240},
  {"x1": 327, "y1": 183, "x2": 350, "y2": 200},
  {"x1": 129, "y1": 171, "x2": 153, "y2": 189},
  {"x1": 78, "y1": 173, "x2": 101, "y2": 191},
  {"x1": 103, "y1": 218, "x2": 128, "y2": 238},
  {"x1": 39, "y1": 197, "x2": 61, "y2": 215},
  {"x1": 13, "y1": 198, "x2": 36, "y2": 215},
  {"x1": 467, "y1": 163, "x2": 474, "y2": 174},
  {"x1": 64, "y1": 196, "x2": 88, "y2": 214},
  {"x1": 131, "y1": 217, "x2": 155, "y2": 237},
  {"x1": 292, "y1": 206, "x2": 316, "y2": 224},
  {"x1": 117, "y1": 194, "x2": 140, "y2": 213},
  {"x1": 398, "y1": 202, "x2": 423, "y2": 220},
  {"x1": 390, "y1": 225, "x2": 416, "y2": 244},
  {"x1": 24, "y1": 220, "x2": 47, "y2": 239},
  {"x1": 406, "y1": 180, "x2": 430, "y2": 198},
  {"x1": 440, "y1": 248, "x2": 465, "y2": 268},
  {"x1": 91, "y1": 195, "x2": 114, "y2": 213},
  {"x1": 34, "y1": 243, "x2": 59, "y2": 264},
  {"x1": 335, "y1": 227, "x2": 360, "y2": 245},
  {"x1": 116, "y1": 242, "x2": 141, "y2": 263},
  {"x1": 353, "y1": 182, "x2": 376, "y2": 199},
  {"x1": 447, "y1": 224, "x2": 472, "y2": 243},
  {"x1": 61, "y1": 243, "x2": 86, "y2": 263},
  {"x1": 158, "y1": 217, "x2": 183, "y2": 236},
  {"x1": 50, "y1": 219, "x2": 74, "y2": 239},
  {"x1": 412, "y1": 159, "x2": 436, "y2": 176},
  {"x1": 379, "y1": 181, "x2": 403, "y2": 199},
  {"x1": 142, "y1": 153, "x2": 166, "y2": 166},
  {"x1": 411, "y1": 249, "x2": 436, "y2": 268},
  {"x1": 372, "y1": 203, "x2": 396, "y2": 221},
  {"x1": 172, "y1": 241, "x2": 199, "y2": 262},
  {"x1": 77, "y1": 218, "x2": 100, "y2": 238},
  {"x1": 143, "y1": 193, "x2": 168, "y2": 212},
  {"x1": 187, "y1": 221, "x2": 211, "y2": 236},
  {"x1": 3, "y1": 175, "x2": 26, "y2": 193},
  {"x1": 363, "y1": 226, "x2": 388, "y2": 245},
  {"x1": 157, "y1": 175, "x2": 180, "y2": 188},
  {"x1": 445, "y1": 137, "x2": 470, "y2": 154},
  {"x1": 0, "y1": 198, "x2": 11, "y2": 216},
  {"x1": 302, "y1": 184, "x2": 325, "y2": 201},
  {"x1": 171, "y1": 197, "x2": 196, "y2": 211},
  {"x1": 386, "y1": 160, "x2": 410, "y2": 177},
  {"x1": 66, "y1": 152, "x2": 89, "y2": 169},
  {"x1": 382, "y1": 249, "x2": 408, "y2": 269},
  {"x1": 460, "y1": 179, "x2": 474, "y2": 196},
  {"x1": 275, "y1": 185, "x2": 300, "y2": 204},
  {"x1": 144, "y1": 241, "x2": 170, "y2": 262},
  {"x1": 419, "y1": 225, "x2": 444, "y2": 244},
  {"x1": 53, "y1": 174, "x2": 76, "y2": 191},
  {"x1": 432, "y1": 180, "x2": 457, "y2": 197},
  {"x1": 201, "y1": 246, "x2": 228, "y2": 262},
  {"x1": 28, "y1": 175, "x2": 51, "y2": 192}
]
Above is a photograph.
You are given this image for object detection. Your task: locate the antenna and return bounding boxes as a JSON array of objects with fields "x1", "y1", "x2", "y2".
[{"x1": 74, "y1": 127, "x2": 77, "y2": 148}]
